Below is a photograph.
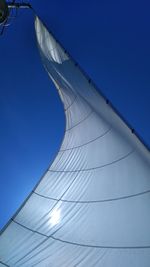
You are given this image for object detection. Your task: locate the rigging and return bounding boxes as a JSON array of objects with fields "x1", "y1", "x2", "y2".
[{"x1": 0, "y1": 0, "x2": 31, "y2": 35}]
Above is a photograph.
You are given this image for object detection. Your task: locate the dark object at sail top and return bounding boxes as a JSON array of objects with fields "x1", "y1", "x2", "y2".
[
  {"x1": 0, "y1": 0, "x2": 9, "y2": 24},
  {"x1": 0, "y1": 1, "x2": 32, "y2": 35}
]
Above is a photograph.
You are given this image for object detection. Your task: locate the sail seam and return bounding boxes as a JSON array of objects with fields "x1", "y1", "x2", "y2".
[
  {"x1": 16, "y1": 240, "x2": 53, "y2": 266},
  {"x1": 49, "y1": 150, "x2": 134, "y2": 173},
  {"x1": 60, "y1": 127, "x2": 111, "y2": 151},
  {"x1": 66, "y1": 109, "x2": 93, "y2": 131},
  {"x1": 64, "y1": 95, "x2": 78, "y2": 111},
  {"x1": 14, "y1": 237, "x2": 49, "y2": 265},
  {"x1": 50, "y1": 235, "x2": 150, "y2": 249},
  {"x1": 11, "y1": 220, "x2": 150, "y2": 249},
  {"x1": 12, "y1": 219, "x2": 48, "y2": 237},
  {"x1": 0, "y1": 261, "x2": 9, "y2": 267},
  {"x1": 13, "y1": 172, "x2": 83, "y2": 264},
  {"x1": 33, "y1": 189, "x2": 150, "y2": 203}
]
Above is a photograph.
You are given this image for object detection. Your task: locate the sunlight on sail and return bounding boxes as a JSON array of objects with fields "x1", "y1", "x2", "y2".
[{"x1": 49, "y1": 208, "x2": 61, "y2": 226}]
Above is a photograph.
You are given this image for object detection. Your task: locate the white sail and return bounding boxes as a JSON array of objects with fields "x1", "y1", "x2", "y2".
[{"x1": 0, "y1": 17, "x2": 150, "y2": 267}]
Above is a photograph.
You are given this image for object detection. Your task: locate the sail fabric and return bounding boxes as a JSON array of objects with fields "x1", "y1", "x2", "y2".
[{"x1": 0, "y1": 17, "x2": 150, "y2": 267}]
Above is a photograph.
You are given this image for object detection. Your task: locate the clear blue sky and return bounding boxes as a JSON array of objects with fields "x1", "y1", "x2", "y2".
[{"x1": 0, "y1": 0, "x2": 150, "y2": 230}]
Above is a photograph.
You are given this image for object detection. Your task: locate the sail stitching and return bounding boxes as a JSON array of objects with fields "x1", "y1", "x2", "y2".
[
  {"x1": 50, "y1": 235, "x2": 150, "y2": 249},
  {"x1": 33, "y1": 189, "x2": 150, "y2": 203},
  {"x1": 60, "y1": 127, "x2": 111, "y2": 151},
  {"x1": 13, "y1": 172, "x2": 83, "y2": 264},
  {"x1": 66, "y1": 109, "x2": 93, "y2": 131},
  {"x1": 12, "y1": 219, "x2": 48, "y2": 237},
  {"x1": 12, "y1": 220, "x2": 150, "y2": 249},
  {"x1": 64, "y1": 95, "x2": 78, "y2": 111},
  {"x1": 0, "y1": 261, "x2": 9, "y2": 267},
  {"x1": 14, "y1": 237, "x2": 49, "y2": 265},
  {"x1": 49, "y1": 150, "x2": 134, "y2": 173}
]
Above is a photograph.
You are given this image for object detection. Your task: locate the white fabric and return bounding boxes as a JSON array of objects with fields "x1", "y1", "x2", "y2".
[{"x1": 0, "y1": 16, "x2": 150, "y2": 266}]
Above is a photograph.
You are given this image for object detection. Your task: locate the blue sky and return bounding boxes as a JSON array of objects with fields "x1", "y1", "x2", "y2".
[{"x1": 0, "y1": 0, "x2": 150, "y2": 229}]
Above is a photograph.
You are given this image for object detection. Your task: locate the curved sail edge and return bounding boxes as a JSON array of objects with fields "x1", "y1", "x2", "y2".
[{"x1": 0, "y1": 16, "x2": 150, "y2": 267}]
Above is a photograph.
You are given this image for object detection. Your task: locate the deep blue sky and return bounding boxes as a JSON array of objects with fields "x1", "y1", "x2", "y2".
[{"x1": 0, "y1": 0, "x2": 150, "y2": 229}]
